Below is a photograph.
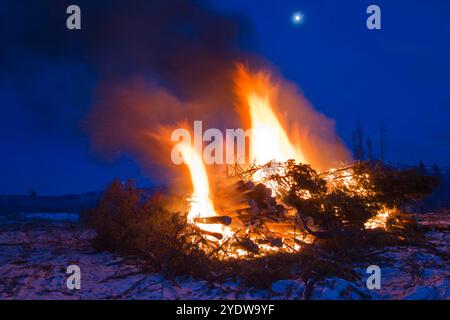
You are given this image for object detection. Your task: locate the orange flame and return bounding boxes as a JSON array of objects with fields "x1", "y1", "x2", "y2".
[
  {"x1": 175, "y1": 140, "x2": 229, "y2": 238},
  {"x1": 233, "y1": 65, "x2": 309, "y2": 190},
  {"x1": 247, "y1": 93, "x2": 306, "y2": 165},
  {"x1": 234, "y1": 64, "x2": 351, "y2": 171},
  {"x1": 234, "y1": 65, "x2": 307, "y2": 166}
]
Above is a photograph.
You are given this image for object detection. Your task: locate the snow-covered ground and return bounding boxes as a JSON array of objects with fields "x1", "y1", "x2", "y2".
[{"x1": 0, "y1": 213, "x2": 448, "y2": 300}]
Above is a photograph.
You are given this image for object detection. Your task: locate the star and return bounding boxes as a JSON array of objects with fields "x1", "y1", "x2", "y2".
[{"x1": 291, "y1": 12, "x2": 304, "y2": 25}]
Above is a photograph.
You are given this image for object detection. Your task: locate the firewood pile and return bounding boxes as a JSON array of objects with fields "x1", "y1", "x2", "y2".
[
  {"x1": 174, "y1": 159, "x2": 439, "y2": 259},
  {"x1": 194, "y1": 179, "x2": 305, "y2": 256},
  {"x1": 191, "y1": 161, "x2": 371, "y2": 256}
]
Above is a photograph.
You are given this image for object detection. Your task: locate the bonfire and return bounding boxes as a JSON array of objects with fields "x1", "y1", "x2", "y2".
[
  {"x1": 89, "y1": 64, "x2": 437, "y2": 288},
  {"x1": 162, "y1": 65, "x2": 437, "y2": 259}
]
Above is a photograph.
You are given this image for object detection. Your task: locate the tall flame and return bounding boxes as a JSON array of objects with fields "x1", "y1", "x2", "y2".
[
  {"x1": 235, "y1": 65, "x2": 307, "y2": 166},
  {"x1": 235, "y1": 65, "x2": 308, "y2": 190},
  {"x1": 175, "y1": 141, "x2": 225, "y2": 237},
  {"x1": 247, "y1": 93, "x2": 306, "y2": 165}
]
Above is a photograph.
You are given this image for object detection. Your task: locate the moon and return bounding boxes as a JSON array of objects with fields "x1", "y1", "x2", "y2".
[{"x1": 291, "y1": 11, "x2": 304, "y2": 25}]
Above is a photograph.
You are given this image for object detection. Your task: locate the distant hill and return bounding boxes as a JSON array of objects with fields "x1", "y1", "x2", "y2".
[
  {"x1": 0, "y1": 192, "x2": 102, "y2": 216},
  {"x1": 0, "y1": 187, "x2": 163, "y2": 217}
]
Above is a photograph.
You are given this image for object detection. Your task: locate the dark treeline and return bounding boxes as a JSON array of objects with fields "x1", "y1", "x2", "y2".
[
  {"x1": 351, "y1": 119, "x2": 450, "y2": 213},
  {"x1": 402, "y1": 161, "x2": 450, "y2": 213}
]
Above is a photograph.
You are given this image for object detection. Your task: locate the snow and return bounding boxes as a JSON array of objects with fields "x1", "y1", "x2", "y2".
[
  {"x1": 0, "y1": 213, "x2": 448, "y2": 300},
  {"x1": 271, "y1": 280, "x2": 303, "y2": 296}
]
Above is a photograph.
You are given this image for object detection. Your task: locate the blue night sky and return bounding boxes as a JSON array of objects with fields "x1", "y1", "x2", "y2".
[{"x1": 0, "y1": 0, "x2": 449, "y2": 195}]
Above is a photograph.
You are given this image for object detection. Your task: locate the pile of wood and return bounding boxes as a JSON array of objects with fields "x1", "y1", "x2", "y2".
[{"x1": 195, "y1": 179, "x2": 306, "y2": 254}]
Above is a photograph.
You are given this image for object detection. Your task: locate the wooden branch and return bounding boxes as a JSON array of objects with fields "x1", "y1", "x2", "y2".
[
  {"x1": 196, "y1": 228, "x2": 223, "y2": 240},
  {"x1": 296, "y1": 211, "x2": 359, "y2": 239},
  {"x1": 194, "y1": 216, "x2": 232, "y2": 226}
]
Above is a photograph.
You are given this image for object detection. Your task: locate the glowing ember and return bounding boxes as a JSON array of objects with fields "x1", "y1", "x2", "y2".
[
  {"x1": 323, "y1": 167, "x2": 393, "y2": 229},
  {"x1": 365, "y1": 210, "x2": 391, "y2": 229}
]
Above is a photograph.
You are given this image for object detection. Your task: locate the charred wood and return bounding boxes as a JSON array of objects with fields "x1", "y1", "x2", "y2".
[{"x1": 194, "y1": 216, "x2": 232, "y2": 226}]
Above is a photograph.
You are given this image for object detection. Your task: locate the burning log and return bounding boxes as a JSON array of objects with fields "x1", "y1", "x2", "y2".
[
  {"x1": 234, "y1": 237, "x2": 259, "y2": 253},
  {"x1": 265, "y1": 221, "x2": 299, "y2": 234},
  {"x1": 235, "y1": 180, "x2": 255, "y2": 191},
  {"x1": 192, "y1": 227, "x2": 224, "y2": 240},
  {"x1": 193, "y1": 216, "x2": 232, "y2": 226},
  {"x1": 257, "y1": 238, "x2": 283, "y2": 247},
  {"x1": 269, "y1": 238, "x2": 283, "y2": 247}
]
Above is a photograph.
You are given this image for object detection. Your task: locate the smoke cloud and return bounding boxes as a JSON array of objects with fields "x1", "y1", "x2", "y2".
[
  {"x1": 82, "y1": 0, "x2": 351, "y2": 184},
  {"x1": 26, "y1": 0, "x2": 350, "y2": 184}
]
